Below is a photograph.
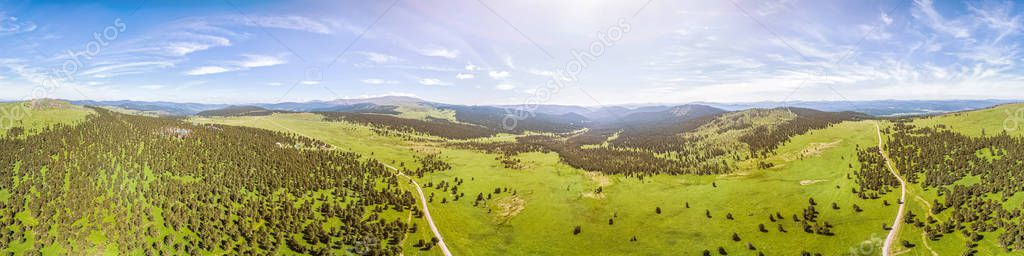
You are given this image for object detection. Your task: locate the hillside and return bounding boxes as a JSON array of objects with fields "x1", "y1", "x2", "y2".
[
  {"x1": 318, "y1": 112, "x2": 498, "y2": 140},
  {"x1": 5, "y1": 99, "x2": 1023, "y2": 255},
  {"x1": 1, "y1": 108, "x2": 424, "y2": 255},
  {"x1": 195, "y1": 106, "x2": 290, "y2": 117},
  {"x1": 437, "y1": 105, "x2": 588, "y2": 133},
  {"x1": 71, "y1": 100, "x2": 226, "y2": 116},
  {"x1": 912, "y1": 103, "x2": 1024, "y2": 137},
  {"x1": 1, "y1": 99, "x2": 94, "y2": 137},
  {"x1": 190, "y1": 104, "x2": 901, "y2": 255},
  {"x1": 309, "y1": 103, "x2": 400, "y2": 115}
]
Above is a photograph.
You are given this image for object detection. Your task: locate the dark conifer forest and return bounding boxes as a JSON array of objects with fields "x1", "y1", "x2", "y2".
[{"x1": 0, "y1": 108, "x2": 431, "y2": 255}]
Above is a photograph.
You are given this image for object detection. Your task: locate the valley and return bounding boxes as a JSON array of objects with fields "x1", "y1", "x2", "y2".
[{"x1": 1, "y1": 98, "x2": 1023, "y2": 255}]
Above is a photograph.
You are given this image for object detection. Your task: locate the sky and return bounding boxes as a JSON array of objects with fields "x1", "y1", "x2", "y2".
[{"x1": 0, "y1": 0, "x2": 1022, "y2": 106}]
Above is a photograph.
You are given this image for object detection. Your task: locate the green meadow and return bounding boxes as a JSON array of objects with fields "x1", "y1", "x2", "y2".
[
  {"x1": 0, "y1": 100, "x2": 93, "y2": 137},
  {"x1": 196, "y1": 114, "x2": 900, "y2": 255},
  {"x1": 913, "y1": 103, "x2": 1024, "y2": 137},
  {"x1": 6, "y1": 104, "x2": 1015, "y2": 255},
  {"x1": 896, "y1": 105, "x2": 1024, "y2": 255}
]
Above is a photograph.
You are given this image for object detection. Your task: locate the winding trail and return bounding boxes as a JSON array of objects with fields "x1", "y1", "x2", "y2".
[
  {"x1": 384, "y1": 163, "x2": 453, "y2": 256},
  {"x1": 876, "y1": 122, "x2": 907, "y2": 256}
]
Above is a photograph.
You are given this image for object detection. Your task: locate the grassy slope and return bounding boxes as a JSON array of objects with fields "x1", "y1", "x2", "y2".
[
  {"x1": 0, "y1": 101, "x2": 93, "y2": 137},
  {"x1": 912, "y1": 103, "x2": 1024, "y2": 137},
  {"x1": 196, "y1": 113, "x2": 899, "y2": 255},
  {"x1": 895, "y1": 104, "x2": 1024, "y2": 255},
  {"x1": 394, "y1": 106, "x2": 457, "y2": 121}
]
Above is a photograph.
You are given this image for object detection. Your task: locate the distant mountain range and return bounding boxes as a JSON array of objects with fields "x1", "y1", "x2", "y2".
[
  {"x1": 69, "y1": 97, "x2": 1020, "y2": 120},
  {"x1": 697, "y1": 100, "x2": 1020, "y2": 116}
]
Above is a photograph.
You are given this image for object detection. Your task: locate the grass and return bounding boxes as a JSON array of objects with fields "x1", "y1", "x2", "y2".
[
  {"x1": 885, "y1": 116, "x2": 1016, "y2": 255},
  {"x1": 913, "y1": 103, "x2": 1024, "y2": 137},
  {"x1": 394, "y1": 105, "x2": 457, "y2": 121},
  {"x1": 16, "y1": 106, "x2": 1003, "y2": 255},
  {"x1": 0, "y1": 100, "x2": 93, "y2": 137},
  {"x1": 196, "y1": 113, "x2": 900, "y2": 255}
]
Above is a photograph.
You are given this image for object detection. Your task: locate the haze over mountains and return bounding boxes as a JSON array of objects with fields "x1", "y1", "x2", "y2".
[{"x1": 68, "y1": 96, "x2": 1018, "y2": 119}]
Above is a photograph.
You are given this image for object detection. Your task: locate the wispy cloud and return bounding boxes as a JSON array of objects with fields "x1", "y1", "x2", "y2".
[
  {"x1": 488, "y1": 70, "x2": 509, "y2": 79},
  {"x1": 0, "y1": 13, "x2": 37, "y2": 35},
  {"x1": 418, "y1": 78, "x2": 452, "y2": 86},
  {"x1": 455, "y1": 73, "x2": 474, "y2": 80},
  {"x1": 912, "y1": 0, "x2": 970, "y2": 38},
  {"x1": 504, "y1": 56, "x2": 516, "y2": 69},
  {"x1": 495, "y1": 83, "x2": 515, "y2": 90},
  {"x1": 418, "y1": 47, "x2": 460, "y2": 59},
  {"x1": 185, "y1": 66, "x2": 231, "y2": 76},
  {"x1": 75, "y1": 15, "x2": 318, "y2": 79},
  {"x1": 231, "y1": 15, "x2": 334, "y2": 34},
  {"x1": 968, "y1": 1, "x2": 1022, "y2": 43},
  {"x1": 81, "y1": 61, "x2": 177, "y2": 78},
  {"x1": 361, "y1": 78, "x2": 399, "y2": 85},
  {"x1": 236, "y1": 54, "x2": 286, "y2": 68},
  {"x1": 185, "y1": 54, "x2": 286, "y2": 76},
  {"x1": 357, "y1": 51, "x2": 401, "y2": 64}
]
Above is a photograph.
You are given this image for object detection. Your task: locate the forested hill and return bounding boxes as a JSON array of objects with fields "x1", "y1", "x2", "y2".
[
  {"x1": 0, "y1": 107, "x2": 442, "y2": 254},
  {"x1": 195, "y1": 105, "x2": 290, "y2": 117},
  {"x1": 319, "y1": 112, "x2": 498, "y2": 140},
  {"x1": 435, "y1": 105, "x2": 589, "y2": 134}
]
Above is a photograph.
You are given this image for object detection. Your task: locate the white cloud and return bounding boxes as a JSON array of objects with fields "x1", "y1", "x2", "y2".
[
  {"x1": 361, "y1": 78, "x2": 399, "y2": 85},
  {"x1": 488, "y1": 70, "x2": 510, "y2": 79},
  {"x1": 301, "y1": 80, "x2": 321, "y2": 85},
  {"x1": 528, "y1": 69, "x2": 556, "y2": 77},
  {"x1": 495, "y1": 83, "x2": 516, "y2": 90},
  {"x1": 968, "y1": 1, "x2": 1023, "y2": 43},
  {"x1": 418, "y1": 78, "x2": 452, "y2": 86},
  {"x1": 232, "y1": 15, "x2": 333, "y2": 34},
  {"x1": 881, "y1": 12, "x2": 894, "y2": 26},
  {"x1": 358, "y1": 51, "x2": 400, "y2": 63},
  {"x1": 456, "y1": 73, "x2": 475, "y2": 80},
  {"x1": 81, "y1": 61, "x2": 177, "y2": 78},
  {"x1": 185, "y1": 66, "x2": 231, "y2": 76},
  {"x1": 504, "y1": 56, "x2": 516, "y2": 69},
  {"x1": 76, "y1": 15, "x2": 324, "y2": 79},
  {"x1": 185, "y1": 54, "x2": 285, "y2": 75},
  {"x1": 418, "y1": 48, "x2": 460, "y2": 59},
  {"x1": 0, "y1": 13, "x2": 38, "y2": 35},
  {"x1": 912, "y1": 0, "x2": 970, "y2": 38},
  {"x1": 859, "y1": 24, "x2": 892, "y2": 41},
  {"x1": 465, "y1": 63, "x2": 479, "y2": 71},
  {"x1": 237, "y1": 54, "x2": 286, "y2": 68},
  {"x1": 154, "y1": 33, "x2": 233, "y2": 57},
  {"x1": 267, "y1": 82, "x2": 283, "y2": 86},
  {"x1": 952, "y1": 44, "x2": 1019, "y2": 66}
]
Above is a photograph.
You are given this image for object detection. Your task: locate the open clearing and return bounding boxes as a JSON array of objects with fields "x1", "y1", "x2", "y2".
[{"x1": 195, "y1": 115, "x2": 899, "y2": 255}]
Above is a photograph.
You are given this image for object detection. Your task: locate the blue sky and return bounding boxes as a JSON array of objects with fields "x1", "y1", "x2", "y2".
[{"x1": 0, "y1": 0, "x2": 1022, "y2": 105}]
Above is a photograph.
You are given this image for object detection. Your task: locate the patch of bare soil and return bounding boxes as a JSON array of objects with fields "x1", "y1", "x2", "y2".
[
  {"x1": 799, "y1": 179, "x2": 827, "y2": 186},
  {"x1": 492, "y1": 195, "x2": 526, "y2": 223},
  {"x1": 781, "y1": 139, "x2": 842, "y2": 161},
  {"x1": 585, "y1": 171, "x2": 612, "y2": 187}
]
